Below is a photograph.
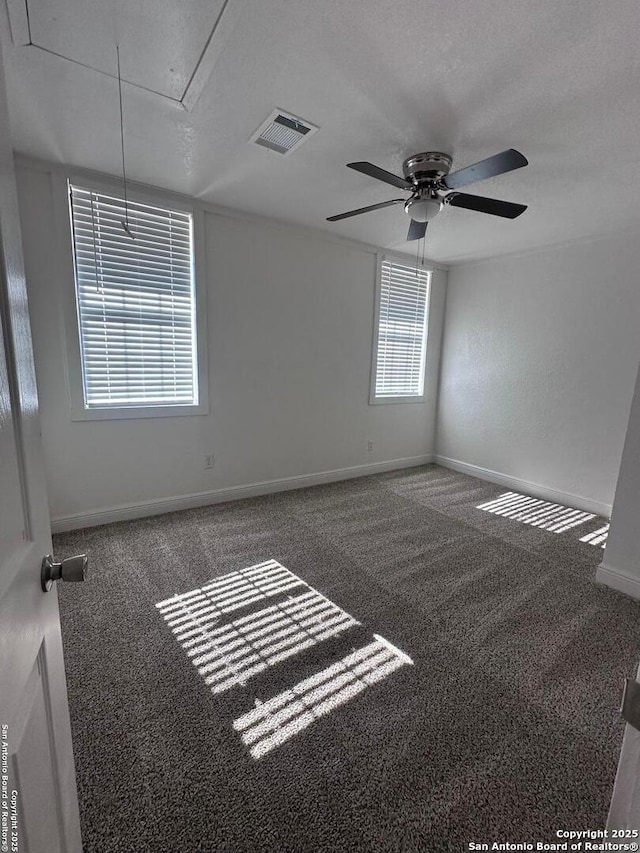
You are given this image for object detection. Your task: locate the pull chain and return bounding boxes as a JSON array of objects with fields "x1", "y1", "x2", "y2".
[{"x1": 116, "y1": 45, "x2": 134, "y2": 239}]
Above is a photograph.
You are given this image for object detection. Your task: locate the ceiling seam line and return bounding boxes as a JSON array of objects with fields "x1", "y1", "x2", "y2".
[
  {"x1": 179, "y1": 0, "x2": 231, "y2": 104},
  {"x1": 23, "y1": 0, "x2": 33, "y2": 45},
  {"x1": 25, "y1": 43, "x2": 183, "y2": 105}
]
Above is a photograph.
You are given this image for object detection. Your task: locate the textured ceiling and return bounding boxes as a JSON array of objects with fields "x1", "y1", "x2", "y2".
[{"x1": 2, "y1": 0, "x2": 640, "y2": 263}]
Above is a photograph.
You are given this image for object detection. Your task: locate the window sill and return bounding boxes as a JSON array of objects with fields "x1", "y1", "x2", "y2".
[
  {"x1": 70, "y1": 402, "x2": 209, "y2": 421},
  {"x1": 369, "y1": 395, "x2": 427, "y2": 406}
]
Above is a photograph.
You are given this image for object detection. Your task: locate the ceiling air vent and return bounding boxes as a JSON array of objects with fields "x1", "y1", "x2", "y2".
[{"x1": 250, "y1": 109, "x2": 319, "y2": 155}]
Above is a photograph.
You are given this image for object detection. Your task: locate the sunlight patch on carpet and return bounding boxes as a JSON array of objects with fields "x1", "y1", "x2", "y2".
[
  {"x1": 477, "y1": 492, "x2": 595, "y2": 533},
  {"x1": 233, "y1": 634, "x2": 413, "y2": 759},
  {"x1": 157, "y1": 559, "x2": 413, "y2": 758},
  {"x1": 156, "y1": 560, "x2": 360, "y2": 693},
  {"x1": 580, "y1": 523, "x2": 609, "y2": 549}
]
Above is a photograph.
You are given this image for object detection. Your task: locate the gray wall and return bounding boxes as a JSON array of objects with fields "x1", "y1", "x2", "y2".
[
  {"x1": 436, "y1": 234, "x2": 640, "y2": 514},
  {"x1": 17, "y1": 161, "x2": 446, "y2": 528}
]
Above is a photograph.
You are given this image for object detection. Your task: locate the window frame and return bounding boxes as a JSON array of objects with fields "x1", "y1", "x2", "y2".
[
  {"x1": 369, "y1": 252, "x2": 432, "y2": 405},
  {"x1": 53, "y1": 171, "x2": 209, "y2": 421}
]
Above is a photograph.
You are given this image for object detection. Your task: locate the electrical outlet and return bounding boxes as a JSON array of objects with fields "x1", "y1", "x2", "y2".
[
  {"x1": 204, "y1": 454, "x2": 215, "y2": 469},
  {"x1": 367, "y1": 440, "x2": 374, "y2": 452}
]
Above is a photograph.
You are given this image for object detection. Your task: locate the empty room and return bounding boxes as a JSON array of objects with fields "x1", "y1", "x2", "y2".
[{"x1": 2, "y1": 1, "x2": 640, "y2": 851}]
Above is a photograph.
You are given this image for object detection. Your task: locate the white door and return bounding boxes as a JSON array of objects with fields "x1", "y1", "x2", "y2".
[
  {"x1": 601, "y1": 360, "x2": 640, "y2": 831},
  {"x1": 607, "y1": 677, "x2": 640, "y2": 832},
  {"x1": 0, "y1": 37, "x2": 83, "y2": 853}
]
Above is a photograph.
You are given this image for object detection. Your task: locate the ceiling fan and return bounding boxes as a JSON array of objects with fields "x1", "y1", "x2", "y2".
[{"x1": 327, "y1": 149, "x2": 528, "y2": 241}]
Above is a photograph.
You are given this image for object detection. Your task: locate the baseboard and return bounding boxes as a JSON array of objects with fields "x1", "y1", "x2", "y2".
[
  {"x1": 50, "y1": 454, "x2": 434, "y2": 533},
  {"x1": 433, "y1": 455, "x2": 612, "y2": 518},
  {"x1": 595, "y1": 563, "x2": 640, "y2": 601}
]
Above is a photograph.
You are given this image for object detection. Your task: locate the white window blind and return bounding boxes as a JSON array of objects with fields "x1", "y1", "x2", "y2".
[
  {"x1": 69, "y1": 184, "x2": 197, "y2": 409},
  {"x1": 374, "y1": 260, "x2": 430, "y2": 399}
]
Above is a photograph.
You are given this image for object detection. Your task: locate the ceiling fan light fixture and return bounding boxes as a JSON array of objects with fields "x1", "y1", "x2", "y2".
[{"x1": 404, "y1": 197, "x2": 442, "y2": 223}]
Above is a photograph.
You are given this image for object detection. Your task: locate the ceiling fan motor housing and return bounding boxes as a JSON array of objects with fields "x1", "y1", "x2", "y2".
[{"x1": 402, "y1": 151, "x2": 452, "y2": 186}]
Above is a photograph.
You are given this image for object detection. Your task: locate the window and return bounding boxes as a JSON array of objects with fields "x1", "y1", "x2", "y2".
[
  {"x1": 371, "y1": 258, "x2": 431, "y2": 403},
  {"x1": 68, "y1": 183, "x2": 204, "y2": 416}
]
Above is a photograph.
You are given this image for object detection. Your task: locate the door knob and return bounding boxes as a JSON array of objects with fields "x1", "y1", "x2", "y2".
[{"x1": 41, "y1": 554, "x2": 88, "y2": 592}]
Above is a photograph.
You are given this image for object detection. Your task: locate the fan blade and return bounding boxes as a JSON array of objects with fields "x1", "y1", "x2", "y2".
[
  {"x1": 443, "y1": 149, "x2": 528, "y2": 190},
  {"x1": 347, "y1": 161, "x2": 413, "y2": 191},
  {"x1": 407, "y1": 219, "x2": 427, "y2": 241},
  {"x1": 445, "y1": 192, "x2": 527, "y2": 219},
  {"x1": 327, "y1": 199, "x2": 405, "y2": 222}
]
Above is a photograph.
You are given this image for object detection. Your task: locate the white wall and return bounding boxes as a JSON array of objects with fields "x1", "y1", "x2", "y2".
[
  {"x1": 435, "y1": 233, "x2": 640, "y2": 514},
  {"x1": 597, "y1": 362, "x2": 640, "y2": 597},
  {"x1": 16, "y1": 161, "x2": 446, "y2": 529}
]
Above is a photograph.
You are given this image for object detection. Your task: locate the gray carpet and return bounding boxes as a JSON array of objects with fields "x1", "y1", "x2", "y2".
[{"x1": 55, "y1": 464, "x2": 640, "y2": 852}]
